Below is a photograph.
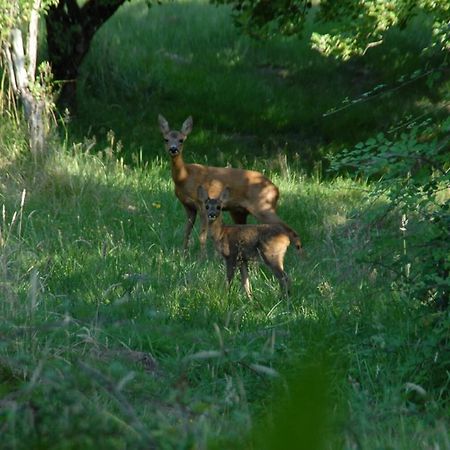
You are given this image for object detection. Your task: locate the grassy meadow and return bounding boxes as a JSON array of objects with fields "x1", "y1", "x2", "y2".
[{"x1": 1, "y1": 0, "x2": 449, "y2": 449}]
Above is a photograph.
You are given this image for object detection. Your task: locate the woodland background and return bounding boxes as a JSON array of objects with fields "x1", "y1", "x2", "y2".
[{"x1": 0, "y1": 0, "x2": 449, "y2": 448}]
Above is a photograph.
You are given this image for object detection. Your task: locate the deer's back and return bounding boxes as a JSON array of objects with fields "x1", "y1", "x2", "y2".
[{"x1": 181, "y1": 163, "x2": 279, "y2": 211}]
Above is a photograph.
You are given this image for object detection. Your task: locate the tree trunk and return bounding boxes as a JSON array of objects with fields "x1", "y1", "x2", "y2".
[
  {"x1": 5, "y1": 16, "x2": 46, "y2": 158},
  {"x1": 45, "y1": 0, "x2": 126, "y2": 111}
]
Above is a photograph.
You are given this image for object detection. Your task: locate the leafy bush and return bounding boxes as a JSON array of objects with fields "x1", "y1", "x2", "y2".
[
  {"x1": 331, "y1": 115, "x2": 449, "y2": 396},
  {"x1": 332, "y1": 116, "x2": 449, "y2": 307}
]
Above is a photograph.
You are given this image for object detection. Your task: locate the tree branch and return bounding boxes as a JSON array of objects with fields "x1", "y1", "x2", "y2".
[
  {"x1": 10, "y1": 29, "x2": 29, "y2": 94},
  {"x1": 3, "y1": 44, "x2": 18, "y2": 92},
  {"x1": 81, "y1": 0, "x2": 126, "y2": 39}
]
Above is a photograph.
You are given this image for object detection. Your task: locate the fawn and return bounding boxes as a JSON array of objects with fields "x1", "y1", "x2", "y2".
[
  {"x1": 198, "y1": 185, "x2": 302, "y2": 297},
  {"x1": 158, "y1": 115, "x2": 301, "y2": 254}
]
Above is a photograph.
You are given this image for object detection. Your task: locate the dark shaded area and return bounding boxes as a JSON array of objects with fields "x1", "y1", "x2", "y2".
[{"x1": 46, "y1": 0, "x2": 126, "y2": 109}]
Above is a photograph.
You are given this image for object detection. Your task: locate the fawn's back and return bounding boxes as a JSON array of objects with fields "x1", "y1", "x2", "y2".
[{"x1": 218, "y1": 223, "x2": 291, "y2": 260}]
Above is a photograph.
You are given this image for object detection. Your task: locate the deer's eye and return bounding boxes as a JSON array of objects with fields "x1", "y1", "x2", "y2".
[
  {"x1": 217, "y1": 206, "x2": 221, "y2": 211},
  {"x1": 178, "y1": 139, "x2": 184, "y2": 144},
  {"x1": 164, "y1": 138, "x2": 169, "y2": 143},
  {"x1": 205, "y1": 205, "x2": 209, "y2": 210}
]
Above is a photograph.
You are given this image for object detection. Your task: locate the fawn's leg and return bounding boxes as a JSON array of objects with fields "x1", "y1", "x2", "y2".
[
  {"x1": 225, "y1": 256, "x2": 238, "y2": 290},
  {"x1": 268, "y1": 264, "x2": 290, "y2": 297},
  {"x1": 183, "y1": 204, "x2": 197, "y2": 252},
  {"x1": 262, "y1": 249, "x2": 291, "y2": 297},
  {"x1": 239, "y1": 261, "x2": 252, "y2": 298}
]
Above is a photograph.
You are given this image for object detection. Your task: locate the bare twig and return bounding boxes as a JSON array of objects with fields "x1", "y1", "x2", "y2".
[
  {"x1": 323, "y1": 67, "x2": 443, "y2": 117},
  {"x1": 2, "y1": 44, "x2": 18, "y2": 92},
  {"x1": 362, "y1": 39, "x2": 383, "y2": 55}
]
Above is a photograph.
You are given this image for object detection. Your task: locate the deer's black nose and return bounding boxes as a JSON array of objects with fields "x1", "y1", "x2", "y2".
[{"x1": 169, "y1": 145, "x2": 178, "y2": 154}]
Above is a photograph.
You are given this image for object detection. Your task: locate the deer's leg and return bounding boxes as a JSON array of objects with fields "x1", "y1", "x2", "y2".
[
  {"x1": 183, "y1": 204, "x2": 197, "y2": 252},
  {"x1": 239, "y1": 261, "x2": 252, "y2": 298},
  {"x1": 230, "y1": 209, "x2": 248, "y2": 224},
  {"x1": 247, "y1": 206, "x2": 281, "y2": 225},
  {"x1": 225, "y1": 256, "x2": 238, "y2": 290}
]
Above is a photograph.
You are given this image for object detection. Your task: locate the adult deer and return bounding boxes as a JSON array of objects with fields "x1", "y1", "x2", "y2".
[
  {"x1": 158, "y1": 114, "x2": 301, "y2": 254},
  {"x1": 198, "y1": 186, "x2": 301, "y2": 297}
]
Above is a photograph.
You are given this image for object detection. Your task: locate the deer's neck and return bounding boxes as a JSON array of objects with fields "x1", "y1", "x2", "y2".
[{"x1": 171, "y1": 154, "x2": 189, "y2": 184}]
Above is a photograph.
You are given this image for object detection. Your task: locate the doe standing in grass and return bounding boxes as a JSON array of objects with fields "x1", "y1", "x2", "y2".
[
  {"x1": 158, "y1": 115, "x2": 301, "y2": 255},
  {"x1": 197, "y1": 185, "x2": 302, "y2": 297}
]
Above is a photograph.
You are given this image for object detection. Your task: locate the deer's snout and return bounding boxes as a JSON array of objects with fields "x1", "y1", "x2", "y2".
[
  {"x1": 204, "y1": 199, "x2": 222, "y2": 222},
  {"x1": 169, "y1": 145, "x2": 179, "y2": 155},
  {"x1": 207, "y1": 207, "x2": 221, "y2": 221}
]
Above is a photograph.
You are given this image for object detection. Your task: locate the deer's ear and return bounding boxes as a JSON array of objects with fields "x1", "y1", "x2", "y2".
[
  {"x1": 181, "y1": 116, "x2": 193, "y2": 136},
  {"x1": 220, "y1": 187, "x2": 230, "y2": 203},
  {"x1": 197, "y1": 185, "x2": 208, "y2": 202},
  {"x1": 158, "y1": 114, "x2": 170, "y2": 134}
]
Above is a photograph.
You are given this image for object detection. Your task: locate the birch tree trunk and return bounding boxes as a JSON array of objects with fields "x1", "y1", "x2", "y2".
[{"x1": 3, "y1": 0, "x2": 47, "y2": 158}]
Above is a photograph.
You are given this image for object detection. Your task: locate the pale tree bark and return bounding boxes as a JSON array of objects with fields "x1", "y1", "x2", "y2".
[
  {"x1": 3, "y1": 0, "x2": 47, "y2": 158},
  {"x1": 27, "y1": 0, "x2": 40, "y2": 80}
]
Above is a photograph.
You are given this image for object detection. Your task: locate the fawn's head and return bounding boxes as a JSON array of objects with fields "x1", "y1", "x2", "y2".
[
  {"x1": 158, "y1": 115, "x2": 193, "y2": 157},
  {"x1": 198, "y1": 186, "x2": 230, "y2": 223}
]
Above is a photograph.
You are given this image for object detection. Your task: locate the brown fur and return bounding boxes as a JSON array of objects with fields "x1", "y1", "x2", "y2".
[
  {"x1": 158, "y1": 115, "x2": 301, "y2": 254},
  {"x1": 198, "y1": 186, "x2": 301, "y2": 297}
]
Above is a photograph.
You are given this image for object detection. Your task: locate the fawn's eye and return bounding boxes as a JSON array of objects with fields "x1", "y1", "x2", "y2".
[
  {"x1": 205, "y1": 205, "x2": 209, "y2": 210},
  {"x1": 178, "y1": 139, "x2": 184, "y2": 144},
  {"x1": 164, "y1": 138, "x2": 169, "y2": 143},
  {"x1": 217, "y1": 206, "x2": 221, "y2": 210}
]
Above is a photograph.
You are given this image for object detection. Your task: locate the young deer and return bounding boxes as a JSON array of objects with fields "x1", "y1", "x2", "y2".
[
  {"x1": 198, "y1": 186, "x2": 302, "y2": 297},
  {"x1": 158, "y1": 115, "x2": 301, "y2": 254}
]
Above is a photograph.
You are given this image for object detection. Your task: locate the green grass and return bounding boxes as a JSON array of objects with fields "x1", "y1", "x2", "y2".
[
  {"x1": 1, "y1": 126, "x2": 448, "y2": 448},
  {"x1": 1, "y1": 0, "x2": 449, "y2": 448}
]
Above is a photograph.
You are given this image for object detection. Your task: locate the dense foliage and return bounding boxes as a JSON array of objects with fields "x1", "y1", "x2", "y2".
[
  {"x1": 331, "y1": 116, "x2": 450, "y2": 399},
  {"x1": 213, "y1": 0, "x2": 450, "y2": 59},
  {"x1": 0, "y1": 0, "x2": 58, "y2": 42}
]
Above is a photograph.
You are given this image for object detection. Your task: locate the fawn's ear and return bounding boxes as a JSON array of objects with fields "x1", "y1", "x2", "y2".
[
  {"x1": 220, "y1": 187, "x2": 230, "y2": 203},
  {"x1": 158, "y1": 114, "x2": 170, "y2": 135},
  {"x1": 181, "y1": 116, "x2": 193, "y2": 136},
  {"x1": 197, "y1": 185, "x2": 208, "y2": 202}
]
